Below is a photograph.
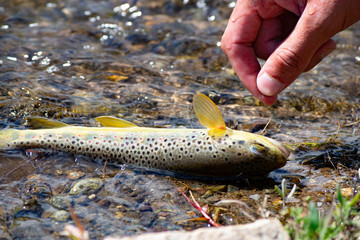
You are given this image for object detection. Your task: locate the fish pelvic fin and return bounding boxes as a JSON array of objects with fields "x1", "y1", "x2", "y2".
[
  {"x1": 26, "y1": 116, "x2": 69, "y2": 129},
  {"x1": 95, "y1": 116, "x2": 139, "y2": 128},
  {"x1": 193, "y1": 93, "x2": 226, "y2": 131}
]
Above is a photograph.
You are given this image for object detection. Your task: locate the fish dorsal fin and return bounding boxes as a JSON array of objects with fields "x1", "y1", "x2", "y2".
[
  {"x1": 26, "y1": 116, "x2": 69, "y2": 129},
  {"x1": 193, "y1": 93, "x2": 226, "y2": 131},
  {"x1": 95, "y1": 116, "x2": 139, "y2": 128}
]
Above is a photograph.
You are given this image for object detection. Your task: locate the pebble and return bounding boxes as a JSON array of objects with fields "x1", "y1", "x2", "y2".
[
  {"x1": 51, "y1": 210, "x2": 70, "y2": 221},
  {"x1": 69, "y1": 178, "x2": 103, "y2": 195},
  {"x1": 50, "y1": 195, "x2": 72, "y2": 210}
]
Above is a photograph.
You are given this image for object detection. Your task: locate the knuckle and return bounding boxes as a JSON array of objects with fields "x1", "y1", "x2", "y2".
[{"x1": 275, "y1": 48, "x2": 304, "y2": 72}]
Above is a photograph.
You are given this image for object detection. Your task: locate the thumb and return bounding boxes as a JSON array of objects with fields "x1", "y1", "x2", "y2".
[{"x1": 256, "y1": 8, "x2": 337, "y2": 97}]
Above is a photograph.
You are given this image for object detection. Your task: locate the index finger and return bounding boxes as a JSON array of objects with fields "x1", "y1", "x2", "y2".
[{"x1": 221, "y1": 4, "x2": 277, "y2": 104}]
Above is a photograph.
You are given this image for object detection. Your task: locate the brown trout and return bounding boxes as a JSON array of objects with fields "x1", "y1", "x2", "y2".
[{"x1": 0, "y1": 93, "x2": 289, "y2": 178}]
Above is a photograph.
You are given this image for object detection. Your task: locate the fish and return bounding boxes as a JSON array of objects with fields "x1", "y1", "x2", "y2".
[{"x1": 0, "y1": 93, "x2": 289, "y2": 178}]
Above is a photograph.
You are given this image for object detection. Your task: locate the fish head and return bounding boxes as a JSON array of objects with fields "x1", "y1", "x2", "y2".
[{"x1": 222, "y1": 130, "x2": 290, "y2": 177}]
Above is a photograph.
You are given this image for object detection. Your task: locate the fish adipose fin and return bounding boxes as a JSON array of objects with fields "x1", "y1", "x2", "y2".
[
  {"x1": 193, "y1": 93, "x2": 227, "y2": 136},
  {"x1": 26, "y1": 116, "x2": 69, "y2": 129},
  {"x1": 95, "y1": 116, "x2": 139, "y2": 128}
]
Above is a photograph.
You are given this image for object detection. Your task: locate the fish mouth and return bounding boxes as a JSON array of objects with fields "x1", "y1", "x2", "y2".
[{"x1": 268, "y1": 138, "x2": 290, "y2": 159}]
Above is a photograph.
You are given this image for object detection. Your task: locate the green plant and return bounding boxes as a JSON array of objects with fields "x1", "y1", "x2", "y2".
[
  {"x1": 283, "y1": 186, "x2": 360, "y2": 240},
  {"x1": 274, "y1": 178, "x2": 297, "y2": 209}
]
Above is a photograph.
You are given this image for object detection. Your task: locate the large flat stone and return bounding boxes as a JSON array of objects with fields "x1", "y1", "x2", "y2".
[{"x1": 105, "y1": 219, "x2": 290, "y2": 240}]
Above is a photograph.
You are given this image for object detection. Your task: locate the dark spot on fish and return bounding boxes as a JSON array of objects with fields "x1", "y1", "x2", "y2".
[
  {"x1": 41, "y1": 140, "x2": 44, "y2": 144},
  {"x1": 209, "y1": 146, "x2": 213, "y2": 151},
  {"x1": 237, "y1": 152, "x2": 242, "y2": 156},
  {"x1": 197, "y1": 141, "x2": 202, "y2": 144},
  {"x1": 238, "y1": 140, "x2": 245, "y2": 144}
]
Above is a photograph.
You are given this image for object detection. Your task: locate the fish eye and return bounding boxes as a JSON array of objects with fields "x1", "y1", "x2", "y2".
[{"x1": 250, "y1": 143, "x2": 268, "y2": 157}]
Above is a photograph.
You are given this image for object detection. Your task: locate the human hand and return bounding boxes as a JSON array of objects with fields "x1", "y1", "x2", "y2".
[{"x1": 221, "y1": 0, "x2": 360, "y2": 105}]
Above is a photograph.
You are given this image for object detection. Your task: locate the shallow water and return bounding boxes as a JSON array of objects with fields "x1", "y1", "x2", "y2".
[{"x1": 0, "y1": 0, "x2": 359, "y2": 239}]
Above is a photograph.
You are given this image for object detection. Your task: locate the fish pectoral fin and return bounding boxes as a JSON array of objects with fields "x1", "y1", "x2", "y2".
[
  {"x1": 26, "y1": 116, "x2": 69, "y2": 129},
  {"x1": 193, "y1": 93, "x2": 226, "y2": 130},
  {"x1": 95, "y1": 116, "x2": 139, "y2": 128}
]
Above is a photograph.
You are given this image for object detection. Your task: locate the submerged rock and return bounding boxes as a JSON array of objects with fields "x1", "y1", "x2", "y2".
[
  {"x1": 69, "y1": 178, "x2": 103, "y2": 195},
  {"x1": 51, "y1": 210, "x2": 70, "y2": 222}
]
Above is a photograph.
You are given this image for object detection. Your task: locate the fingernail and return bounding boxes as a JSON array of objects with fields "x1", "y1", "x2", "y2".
[{"x1": 257, "y1": 72, "x2": 284, "y2": 96}]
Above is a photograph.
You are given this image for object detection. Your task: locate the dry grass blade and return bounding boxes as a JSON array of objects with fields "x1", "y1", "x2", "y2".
[
  {"x1": 179, "y1": 190, "x2": 220, "y2": 227},
  {"x1": 65, "y1": 204, "x2": 89, "y2": 240},
  {"x1": 215, "y1": 199, "x2": 257, "y2": 221}
]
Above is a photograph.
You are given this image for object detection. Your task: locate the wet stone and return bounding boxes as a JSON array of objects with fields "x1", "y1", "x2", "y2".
[
  {"x1": 69, "y1": 178, "x2": 103, "y2": 195},
  {"x1": 9, "y1": 219, "x2": 52, "y2": 239},
  {"x1": 50, "y1": 194, "x2": 73, "y2": 210},
  {"x1": 23, "y1": 181, "x2": 52, "y2": 200},
  {"x1": 51, "y1": 210, "x2": 70, "y2": 222}
]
